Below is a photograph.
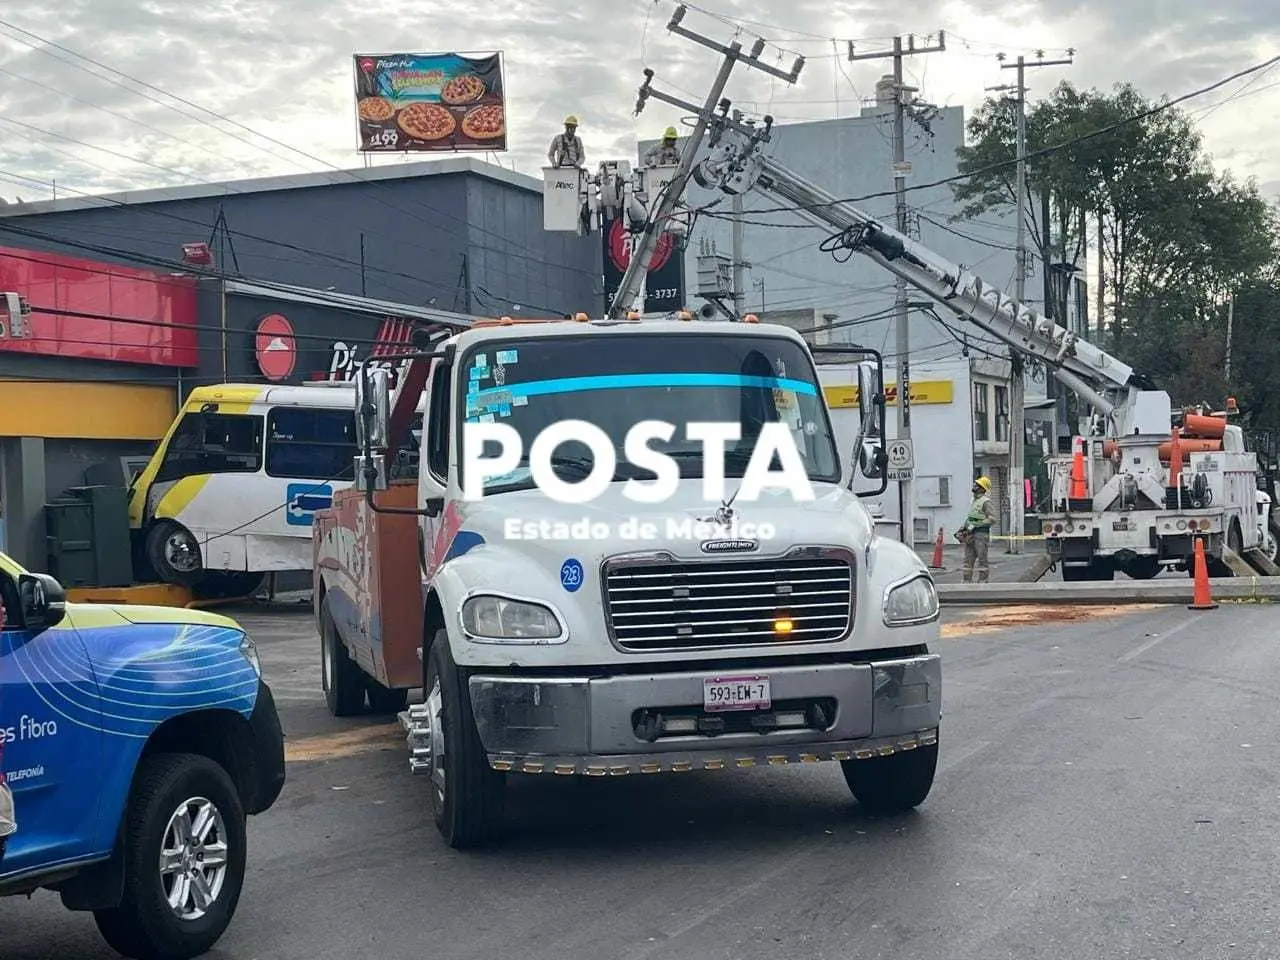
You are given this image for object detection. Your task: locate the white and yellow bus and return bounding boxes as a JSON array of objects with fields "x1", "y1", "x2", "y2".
[{"x1": 127, "y1": 382, "x2": 422, "y2": 595}]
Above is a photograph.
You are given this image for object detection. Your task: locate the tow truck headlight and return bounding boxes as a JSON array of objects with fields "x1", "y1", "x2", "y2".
[
  {"x1": 461, "y1": 595, "x2": 566, "y2": 643},
  {"x1": 239, "y1": 635, "x2": 262, "y2": 677},
  {"x1": 883, "y1": 574, "x2": 939, "y2": 626}
]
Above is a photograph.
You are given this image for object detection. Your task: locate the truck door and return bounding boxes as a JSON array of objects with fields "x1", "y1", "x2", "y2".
[{"x1": 0, "y1": 571, "x2": 105, "y2": 876}]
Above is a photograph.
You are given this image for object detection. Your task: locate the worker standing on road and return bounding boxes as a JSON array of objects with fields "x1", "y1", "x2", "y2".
[
  {"x1": 644, "y1": 126, "x2": 682, "y2": 167},
  {"x1": 548, "y1": 116, "x2": 585, "y2": 168},
  {"x1": 960, "y1": 476, "x2": 997, "y2": 583}
]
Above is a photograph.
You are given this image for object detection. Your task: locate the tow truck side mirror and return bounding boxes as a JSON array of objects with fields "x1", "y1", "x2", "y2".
[
  {"x1": 354, "y1": 366, "x2": 392, "y2": 492},
  {"x1": 855, "y1": 360, "x2": 888, "y2": 480}
]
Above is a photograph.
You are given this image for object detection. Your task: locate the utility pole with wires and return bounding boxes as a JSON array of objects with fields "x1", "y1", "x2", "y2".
[
  {"x1": 618, "y1": 5, "x2": 803, "y2": 318},
  {"x1": 992, "y1": 50, "x2": 1073, "y2": 554},
  {"x1": 849, "y1": 32, "x2": 946, "y2": 547}
]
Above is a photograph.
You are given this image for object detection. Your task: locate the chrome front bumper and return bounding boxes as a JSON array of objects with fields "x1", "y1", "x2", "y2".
[
  {"x1": 454, "y1": 654, "x2": 941, "y2": 776},
  {"x1": 0, "y1": 781, "x2": 15, "y2": 840}
]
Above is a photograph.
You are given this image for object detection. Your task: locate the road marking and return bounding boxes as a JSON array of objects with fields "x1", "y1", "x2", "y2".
[
  {"x1": 1117, "y1": 616, "x2": 1199, "y2": 662},
  {"x1": 285, "y1": 723, "x2": 401, "y2": 763},
  {"x1": 942, "y1": 603, "x2": 1160, "y2": 638}
]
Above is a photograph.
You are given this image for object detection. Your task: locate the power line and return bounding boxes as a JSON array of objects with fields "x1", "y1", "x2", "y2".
[
  {"x1": 724, "y1": 53, "x2": 1280, "y2": 216},
  {"x1": 0, "y1": 231, "x2": 483, "y2": 325}
]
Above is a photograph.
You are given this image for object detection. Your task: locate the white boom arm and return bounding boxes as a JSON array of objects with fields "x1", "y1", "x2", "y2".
[{"x1": 695, "y1": 134, "x2": 1135, "y2": 415}]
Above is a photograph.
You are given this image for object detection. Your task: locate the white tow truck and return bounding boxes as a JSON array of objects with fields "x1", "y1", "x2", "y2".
[{"x1": 313, "y1": 316, "x2": 945, "y2": 848}]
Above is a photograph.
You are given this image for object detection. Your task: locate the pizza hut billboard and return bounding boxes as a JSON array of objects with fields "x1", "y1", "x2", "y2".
[{"x1": 354, "y1": 52, "x2": 508, "y2": 153}]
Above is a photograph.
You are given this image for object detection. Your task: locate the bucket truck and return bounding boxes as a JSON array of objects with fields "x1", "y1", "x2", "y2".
[{"x1": 678, "y1": 107, "x2": 1266, "y2": 581}]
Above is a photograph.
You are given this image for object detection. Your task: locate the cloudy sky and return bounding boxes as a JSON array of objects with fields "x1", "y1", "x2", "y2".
[{"x1": 0, "y1": 0, "x2": 1278, "y2": 204}]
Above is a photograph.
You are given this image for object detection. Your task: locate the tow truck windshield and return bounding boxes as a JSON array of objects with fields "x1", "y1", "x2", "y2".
[{"x1": 457, "y1": 331, "x2": 841, "y2": 495}]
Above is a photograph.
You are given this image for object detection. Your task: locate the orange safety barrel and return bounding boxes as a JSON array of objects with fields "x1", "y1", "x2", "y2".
[{"x1": 1182, "y1": 412, "x2": 1226, "y2": 439}]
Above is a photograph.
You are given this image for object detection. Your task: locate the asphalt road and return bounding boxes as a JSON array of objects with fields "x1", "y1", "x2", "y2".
[{"x1": 4, "y1": 599, "x2": 1278, "y2": 960}]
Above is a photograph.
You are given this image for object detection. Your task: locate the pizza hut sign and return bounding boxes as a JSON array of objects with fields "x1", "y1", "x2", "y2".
[
  {"x1": 327, "y1": 342, "x2": 407, "y2": 390},
  {"x1": 325, "y1": 319, "x2": 454, "y2": 390}
]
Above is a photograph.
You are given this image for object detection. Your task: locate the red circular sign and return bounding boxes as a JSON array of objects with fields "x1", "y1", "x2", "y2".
[
  {"x1": 255, "y1": 313, "x2": 296, "y2": 381},
  {"x1": 607, "y1": 220, "x2": 674, "y2": 273}
]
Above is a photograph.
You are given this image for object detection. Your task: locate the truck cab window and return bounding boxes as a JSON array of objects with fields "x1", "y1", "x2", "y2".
[
  {"x1": 155, "y1": 412, "x2": 264, "y2": 484},
  {"x1": 390, "y1": 413, "x2": 424, "y2": 481},
  {"x1": 427, "y1": 363, "x2": 451, "y2": 482},
  {"x1": 265, "y1": 408, "x2": 357, "y2": 481}
]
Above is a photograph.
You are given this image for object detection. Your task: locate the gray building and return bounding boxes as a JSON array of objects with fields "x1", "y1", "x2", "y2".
[{"x1": 0, "y1": 156, "x2": 602, "y2": 318}]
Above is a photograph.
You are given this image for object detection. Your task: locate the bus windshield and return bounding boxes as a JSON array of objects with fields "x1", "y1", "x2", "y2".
[
  {"x1": 154, "y1": 412, "x2": 264, "y2": 485},
  {"x1": 456, "y1": 331, "x2": 841, "y2": 495}
]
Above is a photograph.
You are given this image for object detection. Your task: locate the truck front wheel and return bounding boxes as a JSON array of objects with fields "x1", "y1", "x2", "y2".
[
  {"x1": 841, "y1": 736, "x2": 939, "y2": 814},
  {"x1": 424, "y1": 630, "x2": 505, "y2": 848},
  {"x1": 92, "y1": 754, "x2": 246, "y2": 960}
]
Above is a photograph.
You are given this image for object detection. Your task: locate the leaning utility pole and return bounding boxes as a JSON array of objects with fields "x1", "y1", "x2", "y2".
[
  {"x1": 613, "y1": 5, "x2": 803, "y2": 317},
  {"x1": 849, "y1": 32, "x2": 945, "y2": 546},
  {"x1": 997, "y1": 50, "x2": 1072, "y2": 554}
]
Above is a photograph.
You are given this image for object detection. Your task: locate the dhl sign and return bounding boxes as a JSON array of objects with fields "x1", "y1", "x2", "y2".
[{"x1": 823, "y1": 380, "x2": 954, "y2": 408}]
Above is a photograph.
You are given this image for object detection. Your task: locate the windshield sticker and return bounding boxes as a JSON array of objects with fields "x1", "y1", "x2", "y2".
[
  {"x1": 467, "y1": 380, "x2": 479, "y2": 397},
  {"x1": 468, "y1": 372, "x2": 818, "y2": 405},
  {"x1": 494, "y1": 365, "x2": 506, "y2": 387},
  {"x1": 496, "y1": 349, "x2": 518, "y2": 365},
  {"x1": 478, "y1": 413, "x2": 495, "y2": 423},
  {"x1": 497, "y1": 404, "x2": 512, "y2": 417},
  {"x1": 513, "y1": 395, "x2": 528, "y2": 407},
  {"x1": 474, "y1": 353, "x2": 489, "y2": 370},
  {"x1": 560, "y1": 558, "x2": 584, "y2": 592}
]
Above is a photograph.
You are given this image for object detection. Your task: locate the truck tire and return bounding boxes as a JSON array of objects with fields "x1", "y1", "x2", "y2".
[
  {"x1": 365, "y1": 678, "x2": 409, "y2": 715},
  {"x1": 92, "y1": 753, "x2": 246, "y2": 960},
  {"x1": 424, "y1": 630, "x2": 505, "y2": 848},
  {"x1": 320, "y1": 596, "x2": 366, "y2": 717},
  {"x1": 841, "y1": 736, "x2": 939, "y2": 814}
]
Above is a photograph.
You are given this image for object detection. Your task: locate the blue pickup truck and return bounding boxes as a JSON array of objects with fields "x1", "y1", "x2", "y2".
[{"x1": 0, "y1": 551, "x2": 285, "y2": 959}]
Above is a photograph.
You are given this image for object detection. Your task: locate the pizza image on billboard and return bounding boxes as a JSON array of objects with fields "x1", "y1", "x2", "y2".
[{"x1": 353, "y1": 51, "x2": 507, "y2": 153}]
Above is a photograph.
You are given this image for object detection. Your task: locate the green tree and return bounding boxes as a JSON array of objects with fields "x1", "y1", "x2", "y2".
[{"x1": 950, "y1": 80, "x2": 1280, "y2": 416}]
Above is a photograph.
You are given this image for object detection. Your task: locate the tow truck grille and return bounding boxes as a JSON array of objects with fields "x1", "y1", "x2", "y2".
[{"x1": 604, "y1": 551, "x2": 855, "y2": 652}]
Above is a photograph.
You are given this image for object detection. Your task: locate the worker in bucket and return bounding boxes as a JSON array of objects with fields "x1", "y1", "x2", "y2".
[
  {"x1": 644, "y1": 126, "x2": 682, "y2": 167},
  {"x1": 548, "y1": 115, "x2": 585, "y2": 168},
  {"x1": 958, "y1": 475, "x2": 997, "y2": 583}
]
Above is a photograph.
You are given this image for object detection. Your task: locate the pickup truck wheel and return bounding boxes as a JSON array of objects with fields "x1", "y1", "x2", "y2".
[
  {"x1": 841, "y1": 738, "x2": 939, "y2": 814},
  {"x1": 321, "y1": 597, "x2": 366, "y2": 717},
  {"x1": 92, "y1": 754, "x2": 246, "y2": 960},
  {"x1": 425, "y1": 631, "x2": 505, "y2": 848}
]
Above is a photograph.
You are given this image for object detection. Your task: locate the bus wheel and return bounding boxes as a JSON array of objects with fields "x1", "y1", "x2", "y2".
[{"x1": 146, "y1": 521, "x2": 204, "y2": 586}]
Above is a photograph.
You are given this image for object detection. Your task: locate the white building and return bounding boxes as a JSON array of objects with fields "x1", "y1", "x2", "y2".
[{"x1": 639, "y1": 85, "x2": 1045, "y2": 541}]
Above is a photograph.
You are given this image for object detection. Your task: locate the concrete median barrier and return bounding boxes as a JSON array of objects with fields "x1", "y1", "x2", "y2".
[{"x1": 937, "y1": 576, "x2": 1280, "y2": 606}]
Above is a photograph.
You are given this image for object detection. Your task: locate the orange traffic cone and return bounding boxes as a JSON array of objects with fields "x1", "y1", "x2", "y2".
[
  {"x1": 1069, "y1": 438, "x2": 1087, "y2": 501},
  {"x1": 1188, "y1": 536, "x2": 1217, "y2": 611},
  {"x1": 930, "y1": 528, "x2": 945, "y2": 569}
]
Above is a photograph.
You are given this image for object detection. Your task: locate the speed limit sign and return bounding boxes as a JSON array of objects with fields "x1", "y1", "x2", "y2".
[{"x1": 886, "y1": 439, "x2": 914, "y2": 479}]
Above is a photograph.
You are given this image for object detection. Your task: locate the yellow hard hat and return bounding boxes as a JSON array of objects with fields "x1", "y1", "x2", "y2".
[
  {"x1": 664, "y1": 126, "x2": 678, "y2": 138},
  {"x1": 564, "y1": 115, "x2": 579, "y2": 126},
  {"x1": 975, "y1": 476, "x2": 992, "y2": 492}
]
